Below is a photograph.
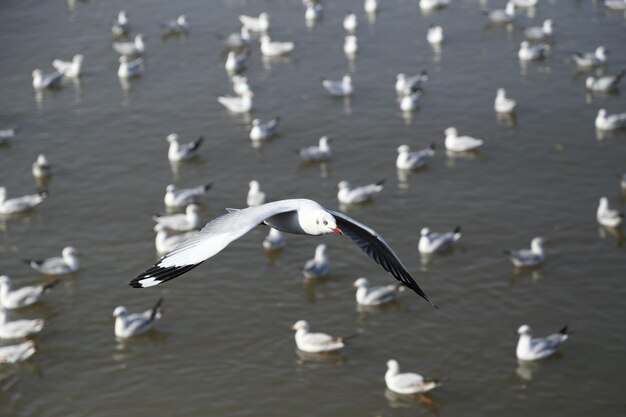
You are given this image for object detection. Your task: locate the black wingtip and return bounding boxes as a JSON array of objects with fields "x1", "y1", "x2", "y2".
[
  {"x1": 203, "y1": 182, "x2": 213, "y2": 192},
  {"x1": 559, "y1": 325, "x2": 568, "y2": 335},
  {"x1": 43, "y1": 279, "x2": 61, "y2": 291},
  {"x1": 503, "y1": 249, "x2": 512, "y2": 256},
  {"x1": 129, "y1": 263, "x2": 202, "y2": 288},
  {"x1": 151, "y1": 297, "x2": 164, "y2": 319},
  {"x1": 377, "y1": 178, "x2": 386, "y2": 186},
  {"x1": 429, "y1": 143, "x2": 436, "y2": 150},
  {"x1": 454, "y1": 226, "x2": 461, "y2": 234}
]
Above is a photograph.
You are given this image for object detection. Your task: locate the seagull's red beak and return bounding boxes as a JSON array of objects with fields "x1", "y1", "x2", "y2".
[{"x1": 332, "y1": 227, "x2": 343, "y2": 235}]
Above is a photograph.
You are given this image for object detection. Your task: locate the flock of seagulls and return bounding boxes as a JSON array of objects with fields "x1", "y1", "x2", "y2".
[{"x1": 1, "y1": 0, "x2": 624, "y2": 409}]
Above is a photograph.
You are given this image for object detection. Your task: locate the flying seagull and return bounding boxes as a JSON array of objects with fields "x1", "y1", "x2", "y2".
[{"x1": 130, "y1": 199, "x2": 435, "y2": 307}]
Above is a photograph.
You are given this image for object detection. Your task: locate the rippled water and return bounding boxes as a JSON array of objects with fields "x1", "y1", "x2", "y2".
[{"x1": 1, "y1": 0, "x2": 625, "y2": 416}]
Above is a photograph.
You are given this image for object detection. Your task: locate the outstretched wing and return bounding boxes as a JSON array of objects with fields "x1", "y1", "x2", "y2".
[
  {"x1": 328, "y1": 209, "x2": 436, "y2": 308},
  {"x1": 130, "y1": 201, "x2": 299, "y2": 288}
]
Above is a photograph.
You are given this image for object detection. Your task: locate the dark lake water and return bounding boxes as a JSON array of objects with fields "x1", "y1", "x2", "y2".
[{"x1": 1, "y1": 0, "x2": 625, "y2": 416}]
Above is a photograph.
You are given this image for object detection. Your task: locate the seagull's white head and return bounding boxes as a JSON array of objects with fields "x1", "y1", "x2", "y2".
[
  {"x1": 397, "y1": 73, "x2": 406, "y2": 82},
  {"x1": 596, "y1": 46, "x2": 608, "y2": 57},
  {"x1": 186, "y1": 204, "x2": 200, "y2": 215},
  {"x1": 119, "y1": 56, "x2": 128, "y2": 63},
  {"x1": 249, "y1": 180, "x2": 260, "y2": 190},
  {"x1": 259, "y1": 12, "x2": 269, "y2": 22},
  {"x1": 314, "y1": 244, "x2": 328, "y2": 259},
  {"x1": 166, "y1": 184, "x2": 176, "y2": 193},
  {"x1": 597, "y1": 109, "x2": 606, "y2": 119},
  {"x1": 113, "y1": 306, "x2": 128, "y2": 317},
  {"x1": 73, "y1": 54, "x2": 84, "y2": 63},
  {"x1": 0, "y1": 275, "x2": 10, "y2": 287},
  {"x1": 252, "y1": 119, "x2": 260, "y2": 126},
  {"x1": 32, "y1": 69, "x2": 43, "y2": 79},
  {"x1": 166, "y1": 133, "x2": 179, "y2": 143},
  {"x1": 312, "y1": 211, "x2": 341, "y2": 235},
  {"x1": 353, "y1": 277, "x2": 369, "y2": 288},
  {"x1": 177, "y1": 15, "x2": 187, "y2": 25},
  {"x1": 444, "y1": 127, "x2": 458, "y2": 137},
  {"x1": 585, "y1": 76, "x2": 596, "y2": 89},
  {"x1": 517, "y1": 324, "x2": 532, "y2": 335},
  {"x1": 543, "y1": 19, "x2": 553, "y2": 31},
  {"x1": 520, "y1": 41, "x2": 529, "y2": 49},
  {"x1": 290, "y1": 320, "x2": 309, "y2": 332},
  {"x1": 342, "y1": 75, "x2": 352, "y2": 86},
  {"x1": 260, "y1": 35, "x2": 271, "y2": 44},
  {"x1": 36, "y1": 154, "x2": 48, "y2": 165},
  {"x1": 599, "y1": 196, "x2": 609, "y2": 208},
  {"x1": 530, "y1": 237, "x2": 545, "y2": 253},
  {"x1": 386, "y1": 359, "x2": 400, "y2": 371},
  {"x1": 496, "y1": 88, "x2": 506, "y2": 98},
  {"x1": 63, "y1": 246, "x2": 79, "y2": 258},
  {"x1": 319, "y1": 136, "x2": 331, "y2": 147},
  {"x1": 118, "y1": 10, "x2": 127, "y2": 21},
  {"x1": 397, "y1": 144, "x2": 410, "y2": 154},
  {"x1": 337, "y1": 180, "x2": 350, "y2": 190},
  {"x1": 420, "y1": 227, "x2": 430, "y2": 236}
]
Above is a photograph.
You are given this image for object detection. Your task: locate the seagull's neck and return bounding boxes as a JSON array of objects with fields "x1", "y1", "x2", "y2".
[
  {"x1": 64, "y1": 253, "x2": 79, "y2": 270},
  {"x1": 531, "y1": 242, "x2": 543, "y2": 255},
  {"x1": 315, "y1": 250, "x2": 327, "y2": 262},
  {"x1": 516, "y1": 333, "x2": 532, "y2": 355},
  {"x1": 356, "y1": 286, "x2": 369, "y2": 302},
  {"x1": 385, "y1": 366, "x2": 399, "y2": 381},
  {"x1": 0, "y1": 283, "x2": 9, "y2": 299},
  {"x1": 115, "y1": 315, "x2": 128, "y2": 334}
]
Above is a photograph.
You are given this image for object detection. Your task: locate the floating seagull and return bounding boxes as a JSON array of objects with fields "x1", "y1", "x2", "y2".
[
  {"x1": 400, "y1": 89, "x2": 421, "y2": 111},
  {"x1": 427, "y1": 24, "x2": 444, "y2": 44},
  {"x1": 219, "y1": 27, "x2": 252, "y2": 51},
  {"x1": 260, "y1": 35, "x2": 294, "y2": 57},
  {"x1": 129, "y1": 199, "x2": 436, "y2": 306},
  {"x1": 263, "y1": 228, "x2": 285, "y2": 251},
  {"x1": 337, "y1": 180, "x2": 384, "y2": 205},
  {"x1": 511, "y1": 0, "x2": 538, "y2": 6},
  {"x1": 344, "y1": 35, "x2": 358, "y2": 56},
  {"x1": 225, "y1": 51, "x2": 248, "y2": 73},
  {"x1": 113, "y1": 298, "x2": 164, "y2": 338},
  {"x1": 396, "y1": 144, "x2": 436, "y2": 170},
  {"x1": 586, "y1": 71, "x2": 625, "y2": 93},
  {"x1": 483, "y1": 2, "x2": 515, "y2": 24},
  {"x1": 385, "y1": 359, "x2": 441, "y2": 395},
  {"x1": 26, "y1": 246, "x2": 80, "y2": 275},
  {"x1": 622, "y1": 174, "x2": 626, "y2": 190},
  {"x1": 518, "y1": 41, "x2": 550, "y2": 61},
  {"x1": 239, "y1": 13, "x2": 270, "y2": 32},
  {"x1": 322, "y1": 75, "x2": 353, "y2": 97},
  {"x1": 0, "y1": 187, "x2": 47, "y2": 215},
  {"x1": 164, "y1": 183, "x2": 212, "y2": 208},
  {"x1": 32, "y1": 69, "x2": 63, "y2": 90},
  {"x1": 605, "y1": 0, "x2": 626, "y2": 10},
  {"x1": 419, "y1": 0, "x2": 450, "y2": 11},
  {"x1": 52, "y1": 54, "x2": 83, "y2": 78},
  {"x1": 217, "y1": 91, "x2": 254, "y2": 113},
  {"x1": 516, "y1": 324, "x2": 569, "y2": 361},
  {"x1": 305, "y1": 3, "x2": 323, "y2": 21},
  {"x1": 155, "y1": 225, "x2": 198, "y2": 254},
  {"x1": 0, "y1": 275, "x2": 59, "y2": 309},
  {"x1": 250, "y1": 117, "x2": 279, "y2": 141},
  {"x1": 0, "y1": 308, "x2": 44, "y2": 339},
  {"x1": 495, "y1": 88, "x2": 517, "y2": 113},
  {"x1": 0, "y1": 341, "x2": 36, "y2": 364},
  {"x1": 153, "y1": 204, "x2": 201, "y2": 232},
  {"x1": 572, "y1": 46, "x2": 608, "y2": 68},
  {"x1": 444, "y1": 127, "x2": 484, "y2": 152},
  {"x1": 343, "y1": 14, "x2": 358, "y2": 33},
  {"x1": 597, "y1": 197, "x2": 623, "y2": 228},
  {"x1": 167, "y1": 133, "x2": 203, "y2": 162},
  {"x1": 395, "y1": 71, "x2": 428, "y2": 95},
  {"x1": 162, "y1": 15, "x2": 190, "y2": 35},
  {"x1": 247, "y1": 180, "x2": 266, "y2": 207},
  {"x1": 365, "y1": 0, "x2": 379, "y2": 13},
  {"x1": 232, "y1": 75, "x2": 252, "y2": 96},
  {"x1": 112, "y1": 10, "x2": 130, "y2": 36},
  {"x1": 418, "y1": 227, "x2": 461, "y2": 254},
  {"x1": 504, "y1": 237, "x2": 545, "y2": 267},
  {"x1": 0, "y1": 127, "x2": 19, "y2": 145},
  {"x1": 299, "y1": 136, "x2": 332, "y2": 162},
  {"x1": 31, "y1": 154, "x2": 52, "y2": 179},
  {"x1": 303, "y1": 243, "x2": 329, "y2": 279},
  {"x1": 523, "y1": 19, "x2": 554, "y2": 42},
  {"x1": 595, "y1": 109, "x2": 626, "y2": 131},
  {"x1": 112, "y1": 34, "x2": 145, "y2": 56},
  {"x1": 353, "y1": 277, "x2": 404, "y2": 306},
  {"x1": 117, "y1": 56, "x2": 143, "y2": 78},
  {"x1": 290, "y1": 320, "x2": 345, "y2": 353}
]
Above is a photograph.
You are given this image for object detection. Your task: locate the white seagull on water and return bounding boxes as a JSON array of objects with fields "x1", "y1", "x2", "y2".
[
  {"x1": 518, "y1": 41, "x2": 550, "y2": 61},
  {"x1": 25, "y1": 246, "x2": 80, "y2": 275},
  {"x1": 419, "y1": 0, "x2": 450, "y2": 11},
  {"x1": 52, "y1": 54, "x2": 84, "y2": 78},
  {"x1": 572, "y1": 46, "x2": 608, "y2": 69},
  {"x1": 495, "y1": 88, "x2": 517, "y2": 113},
  {"x1": 395, "y1": 71, "x2": 428, "y2": 95},
  {"x1": 523, "y1": 19, "x2": 554, "y2": 42},
  {"x1": 444, "y1": 127, "x2": 484, "y2": 152},
  {"x1": 164, "y1": 183, "x2": 212, "y2": 208},
  {"x1": 260, "y1": 35, "x2": 295, "y2": 57},
  {"x1": 337, "y1": 180, "x2": 384, "y2": 205},
  {"x1": 112, "y1": 34, "x2": 145, "y2": 56},
  {"x1": 113, "y1": 298, "x2": 164, "y2": 338},
  {"x1": 32, "y1": 154, "x2": 52, "y2": 179},
  {"x1": 129, "y1": 199, "x2": 436, "y2": 306},
  {"x1": 263, "y1": 228, "x2": 285, "y2": 251},
  {"x1": 0, "y1": 341, "x2": 36, "y2": 364},
  {"x1": 225, "y1": 51, "x2": 248, "y2": 73},
  {"x1": 299, "y1": 136, "x2": 332, "y2": 162},
  {"x1": 586, "y1": 71, "x2": 625, "y2": 93},
  {"x1": 0, "y1": 308, "x2": 44, "y2": 339},
  {"x1": 154, "y1": 225, "x2": 198, "y2": 255},
  {"x1": 117, "y1": 56, "x2": 143, "y2": 79},
  {"x1": 353, "y1": 277, "x2": 404, "y2": 306},
  {"x1": 0, "y1": 187, "x2": 47, "y2": 215},
  {"x1": 112, "y1": 10, "x2": 130, "y2": 36},
  {"x1": 343, "y1": 14, "x2": 358, "y2": 34},
  {"x1": 217, "y1": 91, "x2": 254, "y2": 113},
  {"x1": 427, "y1": 25, "x2": 444, "y2": 45},
  {"x1": 385, "y1": 359, "x2": 441, "y2": 395},
  {"x1": 418, "y1": 227, "x2": 461, "y2": 254},
  {"x1": 247, "y1": 180, "x2": 266, "y2": 207},
  {"x1": 504, "y1": 237, "x2": 545, "y2": 267},
  {"x1": 290, "y1": 320, "x2": 346, "y2": 353},
  {"x1": 322, "y1": 75, "x2": 353, "y2": 97},
  {"x1": 167, "y1": 133, "x2": 203, "y2": 162},
  {"x1": 0, "y1": 275, "x2": 60, "y2": 310},
  {"x1": 396, "y1": 144, "x2": 435, "y2": 170},
  {"x1": 303, "y1": 243, "x2": 330, "y2": 279},
  {"x1": 32, "y1": 69, "x2": 63, "y2": 90},
  {"x1": 239, "y1": 13, "x2": 270, "y2": 32},
  {"x1": 595, "y1": 109, "x2": 626, "y2": 131},
  {"x1": 483, "y1": 2, "x2": 515, "y2": 24},
  {"x1": 0, "y1": 127, "x2": 19, "y2": 145},
  {"x1": 162, "y1": 15, "x2": 190, "y2": 35},
  {"x1": 516, "y1": 324, "x2": 569, "y2": 361},
  {"x1": 153, "y1": 204, "x2": 202, "y2": 232},
  {"x1": 250, "y1": 117, "x2": 279, "y2": 141},
  {"x1": 597, "y1": 197, "x2": 623, "y2": 228}
]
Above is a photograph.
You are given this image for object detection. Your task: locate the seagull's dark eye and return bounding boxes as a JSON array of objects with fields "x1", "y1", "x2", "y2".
[
  {"x1": 316, "y1": 220, "x2": 319, "y2": 225},
  {"x1": 323, "y1": 220, "x2": 328, "y2": 225}
]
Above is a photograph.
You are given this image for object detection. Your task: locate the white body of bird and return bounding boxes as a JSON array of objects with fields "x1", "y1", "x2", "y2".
[
  {"x1": 344, "y1": 35, "x2": 358, "y2": 56},
  {"x1": 167, "y1": 133, "x2": 203, "y2": 162},
  {"x1": 113, "y1": 34, "x2": 145, "y2": 56},
  {"x1": 444, "y1": 127, "x2": 484, "y2": 152},
  {"x1": 419, "y1": 0, "x2": 450, "y2": 11},
  {"x1": 418, "y1": 227, "x2": 461, "y2": 254},
  {"x1": 112, "y1": 10, "x2": 130, "y2": 36},
  {"x1": 0, "y1": 341, "x2": 36, "y2": 364},
  {"x1": 117, "y1": 56, "x2": 143, "y2": 78},
  {"x1": 225, "y1": 51, "x2": 248, "y2": 73},
  {"x1": 396, "y1": 144, "x2": 435, "y2": 170},
  {"x1": 353, "y1": 277, "x2": 404, "y2": 306},
  {"x1": 0, "y1": 309, "x2": 44, "y2": 339},
  {"x1": 343, "y1": 14, "x2": 358, "y2": 33},
  {"x1": 385, "y1": 359, "x2": 441, "y2": 394},
  {"x1": 516, "y1": 324, "x2": 568, "y2": 361},
  {"x1": 305, "y1": 3, "x2": 323, "y2": 21},
  {"x1": 113, "y1": 298, "x2": 163, "y2": 338},
  {"x1": 400, "y1": 89, "x2": 421, "y2": 111},
  {"x1": 299, "y1": 136, "x2": 332, "y2": 162},
  {"x1": 217, "y1": 91, "x2": 254, "y2": 113},
  {"x1": 52, "y1": 54, "x2": 84, "y2": 78},
  {"x1": 395, "y1": 71, "x2": 428, "y2": 94},
  {"x1": 337, "y1": 180, "x2": 384, "y2": 205},
  {"x1": 586, "y1": 71, "x2": 625, "y2": 93},
  {"x1": 164, "y1": 183, "x2": 212, "y2": 208},
  {"x1": 427, "y1": 25, "x2": 444, "y2": 44},
  {"x1": 595, "y1": 109, "x2": 626, "y2": 131},
  {"x1": 484, "y1": 2, "x2": 515, "y2": 23},
  {"x1": 260, "y1": 35, "x2": 294, "y2": 57},
  {"x1": 303, "y1": 244, "x2": 329, "y2": 278},
  {"x1": 322, "y1": 75, "x2": 353, "y2": 97},
  {"x1": 523, "y1": 19, "x2": 554, "y2": 41},
  {"x1": 239, "y1": 13, "x2": 270, "y2": 32},
  {"x1": 0, "y1": 187, "x2": 47, "y2": 215},
  {"x1": 572, "y1": 46, "x2": 608, "y2": 68},
  {"x1": 32, "y1": 154, "x2": 52, "y2": 178},
  {"x1": 518, "y1": 41, "x2": 550, "y2": 61},
  {"x1": 153, "y1": 204, "x2": 201, "y2": 232},
  {"x1": 291, "y1": 320, "x2": 345, "y2": 353},
  {"x1": 162, "y1": 15, "x2": 190, "y2": 35},
  {"x1": 597, "y1": 197, "x2": 623, "y2": 228},
  {"x1": 250, "y1": 117, "x2": 279, "y2": 141},
  {"x1": 504, "y1": 237, "x2": 545, "y2": 267},
  {"x1": 231, "y1": 75, "x2": 252, "y2": 96},
  {"x1": 262, "y1": 228, "x2": 285, "y2": 250},
  {"x1": 495, "y1": 88, "x2": 517, "y2": 113},
  {"x1": 0, "y1": 275, "x2": 59, "y2": 310},
  {"x1": 27, "y1": 246, "x2": 80, "y2": 275},
  {"x1": 32, "y1": 69, "x2": 63, "y2": 89}
]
